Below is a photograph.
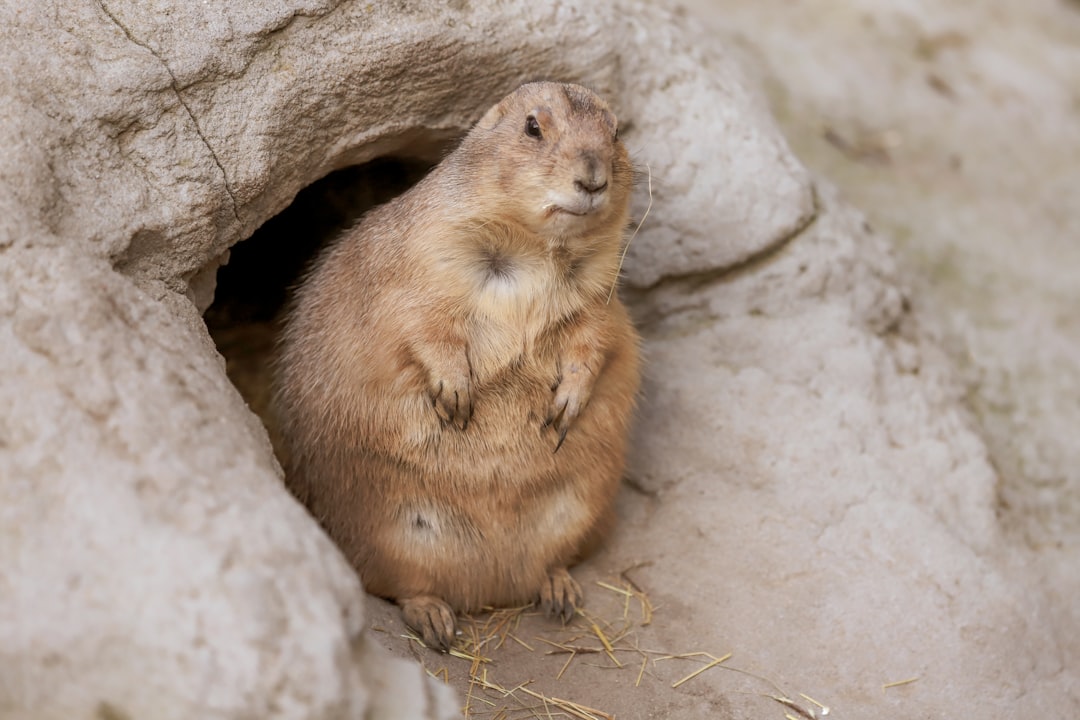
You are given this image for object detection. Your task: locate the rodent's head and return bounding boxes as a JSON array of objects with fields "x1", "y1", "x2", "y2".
[{"x1": 466, "y1": 82, "x2": 632, "y2": 241}]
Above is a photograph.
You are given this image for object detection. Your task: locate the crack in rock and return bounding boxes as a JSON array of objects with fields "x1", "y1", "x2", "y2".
[
  {"x1": 639, "y1": 181, "x2": 821, "y2": 295},
  {"x1": 263, "y1": 1, "x2": 349, "y2": 41},
  {"x1": 96, "y1": 0, "x2": 241, "y2": 225}
]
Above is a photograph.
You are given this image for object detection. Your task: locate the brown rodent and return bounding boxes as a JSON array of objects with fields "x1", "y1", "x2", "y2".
[{"x1": 274, "y1": 81, "x2": 640, "y2": 650}]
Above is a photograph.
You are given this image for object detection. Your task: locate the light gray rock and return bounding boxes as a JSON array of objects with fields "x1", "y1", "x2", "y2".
[
  {"x1": 2, "y1": 0, "x2": 1075, "y2": 718},
  {"x1": 615, "y1": 3, "x2": 816, "y2": 289},
  {"x1": 0, "y1": 247, "x2": 458, "y2": 719}
]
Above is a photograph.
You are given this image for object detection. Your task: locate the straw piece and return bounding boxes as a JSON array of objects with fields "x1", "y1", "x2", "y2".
[
  {"x1": 770, "y1": 695, "x2": 816, "y2": 720},
  {"x1": 883, "y1": 677, "x2": 919, "y2": 690},
  {"x1": 595, "y1": 581, "x2": 632, "y2": 597},
  {"x1": 557, "y1": 651, "x2": 577, "y2": 680},
  {"x1": 516, "y1": 686, "x2": 614, "y2": 720},
  {"x1": 670, "y1": 652, "x2": 732, "y2": 689},
  {"x1": 606, "y1": 164, "x2": 653, "y2": 304},
  {"x1": 591, "y1": 623, "x2": 623, "y2": 668},
  {"x1": 799, "y1": 692, "x2": 830, "y2": 715},
  {"x1": 507, "y1": 633, "x2": 535, "y2": 651}
]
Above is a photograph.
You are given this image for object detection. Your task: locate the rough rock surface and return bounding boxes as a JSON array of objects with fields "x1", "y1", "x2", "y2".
[
  {"x1": 685, "y1": 0, "x2": 1080, "y2": 548},
  {"x1": 2, "y1": 1, "x2": 1076, "y2": 720},
  {"x1": 0, "y1": 248, "x2": 456, "y2": 720},
  {"x1": 676, "y1": 0, "x2": 1080, "y2": 713}
]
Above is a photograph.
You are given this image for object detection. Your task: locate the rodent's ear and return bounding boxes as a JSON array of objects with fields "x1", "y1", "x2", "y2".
[{"x1": 476, "y1": 101, "x2": 506, "y2": 131}]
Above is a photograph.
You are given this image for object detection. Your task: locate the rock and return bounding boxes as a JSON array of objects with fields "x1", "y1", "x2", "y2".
[
  {"x1": 615, "y1": 3, "x2": 816, "y2": 289},
  {"x1": 0, "y1": 247, "x2": 458, "y2": 719},
  {"x1": 2, "y1": 0, "x2": 1075, "y2": 718}
]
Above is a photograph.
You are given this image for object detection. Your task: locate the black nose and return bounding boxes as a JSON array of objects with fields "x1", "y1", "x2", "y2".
[
  {"x1": 575, "y1": 178, "x2": 608, "y2": 195},
  {"x1": 575, "y1": 153, "x2": 609, "y2": 195}
]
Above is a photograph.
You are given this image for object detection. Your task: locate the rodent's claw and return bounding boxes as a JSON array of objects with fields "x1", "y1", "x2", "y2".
[
  {"x1": 543, "y1": 396, "x2": 570, "y2": 429},
  {"x1": 430, "y1": 376, "x2": 472, "y2": 430},
  {"x1": 401, "y1": 595, "x2": 458, "y2": 653},
  {"x1": 546, "y1": 382, "x2": 583, "y2": 451},
  {"x1": 538, "y1": 567, "x2": 582, "y2": 623}
]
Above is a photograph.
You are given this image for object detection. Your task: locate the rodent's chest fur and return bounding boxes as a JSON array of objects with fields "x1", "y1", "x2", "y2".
[
  {"x1": 453, "y1": 236, "x2": 598, "y2": 381},
  {"x1": 379, "y1": 165, "x2": 619, "y2": 382}
]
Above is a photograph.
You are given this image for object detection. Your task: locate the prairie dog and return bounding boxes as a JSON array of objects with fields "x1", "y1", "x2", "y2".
[{"x1": 274, "y1": 82, "x2": 640, "y2": 650}]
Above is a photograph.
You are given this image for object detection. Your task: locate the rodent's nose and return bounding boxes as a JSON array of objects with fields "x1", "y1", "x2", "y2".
[
  {"x1": 575, "y1": 177, "x2": 608, "y2": 195},
  {"x1": 575, "y1": 153, "x2": 609, "y2": 195}
]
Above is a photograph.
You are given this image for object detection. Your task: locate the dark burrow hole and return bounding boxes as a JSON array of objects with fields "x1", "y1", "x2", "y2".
[{"x1": 204, "y1": 157, "x2": 436, "y2": 454}]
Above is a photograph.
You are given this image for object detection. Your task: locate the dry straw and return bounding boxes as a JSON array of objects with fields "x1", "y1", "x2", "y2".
[
  {"x1": 606, "y1": 163, "x2": 653, "y2": 304},
  {"x1": 401, "y1": 564, "x2": 833, "y2": 719}
]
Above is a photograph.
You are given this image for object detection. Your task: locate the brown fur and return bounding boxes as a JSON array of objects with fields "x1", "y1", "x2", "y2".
[{"x1": 274, "y1": 82, "x2": 641, "y2": 649}]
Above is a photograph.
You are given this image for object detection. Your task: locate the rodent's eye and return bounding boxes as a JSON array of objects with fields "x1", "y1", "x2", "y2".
[
  {"x1": 614, "y1": 125, "x2": 620, "y2": 141},
  {"x1": 525, "y1": 115, "x2": 542, "y2": 139}
]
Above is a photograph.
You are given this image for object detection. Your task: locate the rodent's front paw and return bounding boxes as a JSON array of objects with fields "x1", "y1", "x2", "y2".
[
  {"x1": 544, "y1": 362, "x2": 594, "y2": 452},
  {"x1": 429, "y1": 372, "x2": 472, "y2": 430}
]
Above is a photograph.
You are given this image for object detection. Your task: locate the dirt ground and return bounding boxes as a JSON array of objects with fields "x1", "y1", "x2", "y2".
[{"x1": 362, "y1": 488, "x2": 824, "y2": 720}]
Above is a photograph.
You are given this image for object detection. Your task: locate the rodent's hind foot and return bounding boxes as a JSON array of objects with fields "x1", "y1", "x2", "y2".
[
  {"x1": 400, "y1": 595, "x2": 458, "y2": 652},
  {"x1": 537, "y1": 567, "x2": 582, "y2": 623}
]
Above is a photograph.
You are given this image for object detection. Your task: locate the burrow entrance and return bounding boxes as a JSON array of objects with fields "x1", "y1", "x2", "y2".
[{"x1": 204, "y1": 158, "x2": 435, "y2": 456}]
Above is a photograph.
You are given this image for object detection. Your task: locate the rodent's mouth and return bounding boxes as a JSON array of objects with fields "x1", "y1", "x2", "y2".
[
  {"x1": 552, "y1": 207, "x2": 589, "y2": 217},
  {"x1": 544, "y1": 191, "x2": 608, "y2": 221},
  {"x1": 547, "y1": 204, "x2": 594, "y2": 218}
]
